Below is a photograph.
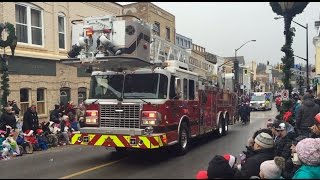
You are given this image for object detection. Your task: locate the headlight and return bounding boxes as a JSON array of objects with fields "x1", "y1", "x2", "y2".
[
  {"x1": 141, "y1": 111, "x2": 161, "y2": 126},
  {"x1": 260, "y1": 103, "x2": 265, "y2": 106},
  {"x1": 86, "y1": 118, "x2": 97, "y2": 124},
  {"x1": 85, "y1": 110, "x2": 98, "y2": 125}
]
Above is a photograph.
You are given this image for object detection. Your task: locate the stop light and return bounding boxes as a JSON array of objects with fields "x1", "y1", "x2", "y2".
[{"x1": 244, "y1": 69, "x2": 247, "y2": 74}]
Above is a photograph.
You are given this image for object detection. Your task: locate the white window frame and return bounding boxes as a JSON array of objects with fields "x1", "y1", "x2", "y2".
[
  {"x1": 20, "y1": 88, "x2": 31, "y2": 116},
  {"x1": 58, "y1": 12, "x2": 66, "y2": 50},
  {"x1": 36, "y1": 88, "x2": 46, "y2": 115},
  {"x1": 15, "y1": 2, "x2": 44, "y2": 47}
]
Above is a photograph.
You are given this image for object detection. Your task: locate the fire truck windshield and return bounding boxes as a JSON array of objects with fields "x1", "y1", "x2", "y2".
[{"x1": 89, "y1": 73, "x2": 168, "y2": 99}]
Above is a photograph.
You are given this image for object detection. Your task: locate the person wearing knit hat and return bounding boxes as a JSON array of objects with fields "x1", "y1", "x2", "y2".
[
  {"x1": 195, "y1": 170, "x2": 208, "y2": 179},
  {"x1": 223, "y1": 154, "x2": 237, "y2": 168},
  {"x1": 292, "y1": 138, "x2": 320, "y2": 179},
  {"x1": 296, "y1": 93, "x2": 320, "y2": 138},
  {"x1": 207, "y1": 155, "x2": 236, "y2": 179},
  {"x1": 296, "y1": 138, "x2": 320, "y2": 166},
  {"x1": 254, "y1": 132, "x2": 274, "y2": 149},
  {"x1": 310, "y1": 113, "x2": 320, "y2": 138},
  {"x1": 241, "y1": 128, "x2": 274, "y2": 167},
  {"x1": 235, "y1": 132, "x2": 275, "y2": 179},
  {"x1": 259, "y1": 156, "x2": 285, "y2": 179}
]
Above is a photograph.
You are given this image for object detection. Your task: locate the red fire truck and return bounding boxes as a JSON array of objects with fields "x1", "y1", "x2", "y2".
[{"x1": 60, "y1": 15, "x2": 238, "y2": 155}]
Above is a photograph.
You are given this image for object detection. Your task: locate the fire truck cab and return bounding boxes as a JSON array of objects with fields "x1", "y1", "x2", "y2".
[{"x1": 60, "y1": 15, "x2": 238, "y2": 155}]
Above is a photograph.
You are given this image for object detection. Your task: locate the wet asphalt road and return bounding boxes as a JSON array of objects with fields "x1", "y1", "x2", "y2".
[{"x1": 0, "y1": 107, "x2": 277, "y2": 179}]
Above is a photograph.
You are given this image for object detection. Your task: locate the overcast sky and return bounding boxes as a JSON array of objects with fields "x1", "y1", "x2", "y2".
[{"x1": 118, "y1": 2, "x2": 320, "y2": 66}]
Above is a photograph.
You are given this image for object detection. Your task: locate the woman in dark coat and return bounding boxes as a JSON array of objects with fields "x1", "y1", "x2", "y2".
[{"x1": 22, "y1": 105, "x2": 39, "y2": 134}]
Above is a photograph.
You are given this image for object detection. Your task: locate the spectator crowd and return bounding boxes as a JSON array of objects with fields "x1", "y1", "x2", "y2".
[
  {"x1": 0, "y1": 101, "x2": 85, "y2": 160},
  {"x1": 196, "y1": 90, "x2": 320, "y2": 179}
]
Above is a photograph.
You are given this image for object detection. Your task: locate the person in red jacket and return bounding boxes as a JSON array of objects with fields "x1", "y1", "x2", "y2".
[{"x1": 275, "y1": 95, "x2": 282, "y2": 112}]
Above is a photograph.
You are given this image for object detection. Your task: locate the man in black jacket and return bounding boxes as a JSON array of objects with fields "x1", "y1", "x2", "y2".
[
  {"x1": 296, "y1": 94, "x2": 320, "y2": 137},
  {"x1": 273, "y1": 121, "x2": 297, "y2": 160},
  {"x1": 50, "y1": 104, "x2": 61, "y2": 124},
  {"x1": 22, "y1": 105, "x2": 39, "y2": 134}
]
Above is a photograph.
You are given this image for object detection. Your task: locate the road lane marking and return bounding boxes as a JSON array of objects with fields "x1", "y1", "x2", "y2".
[{"x1": 59, "y1": 158, "x2": 127, "y2": 179}]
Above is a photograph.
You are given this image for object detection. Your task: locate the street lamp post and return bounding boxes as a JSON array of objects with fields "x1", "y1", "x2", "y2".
[
  {"x1": 234, "y1": 40, "x2": 256, "y2": 97},
  {"x1": 275, "y1": 16, "x2": 309, "y2": 89}
]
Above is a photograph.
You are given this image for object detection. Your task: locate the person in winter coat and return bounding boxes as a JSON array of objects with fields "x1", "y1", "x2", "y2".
[
  {"x1": 259, "y1": 156, "x2": 286, "y2": 179},
  {"x1": 310, "y1": 113, "x2": 320, "y2": 138},
  {"x1": 242, "y1": 128, "x2": 273, "y2": 161},
  {"x1": 0, "y1": 106, "x2": 17, "y2": 131},
  {"x1": 0, "y1": 106, "x2": 19, "y2": 140},
  {"x1": 292, "y1": 138, "x2": 320, "y2": 179},
  {"x1": 296, "y1": 94, "x2": 320, "y2": 137},
  {"x1": 273, "y1": 121, "x2": 297, "y2": 160},
  {"x1": 8, "y1": 100, "x2": 20, "y2": 116},
  {"x1": 235, "y1": 132, "x2": 275, "y2": 179},
  {"x1": 59, "y1": 115, "x2": 71, "y2": 145},
  {"x1": 291, "y1": 97, "x2": 301, "y2": 124},
  {"x1": 275, "y1": 95, "x2": 282, "y2": 112},
  {"x1": 239, "y1": 102, "x2": 250, "y2": 124},
  {"x1": 22, "y1": 105, "x2": 39, "y2": 134},
  {"x1": 207, "y1": 154, "x2": 237, "y2": 179},
  {"x1": 50, "y1": 104, "x2": 61, "y2": 124}
]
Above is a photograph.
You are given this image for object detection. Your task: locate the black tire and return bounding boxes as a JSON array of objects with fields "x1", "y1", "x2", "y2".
[
  {"x1": 223, "y1": 115, "x2": 229, "y2": 136},
  {"x1": 215, "y1": 116, "x2": 224, "y2": 137},
  {"x1": 175, "y1": 122, "x2": 190, "y2": 156}
]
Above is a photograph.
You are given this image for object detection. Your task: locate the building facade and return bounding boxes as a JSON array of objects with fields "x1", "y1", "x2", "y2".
[
  {"x1": 175, "y1": 33, "x2": 192, "y2": 49},
  {"x1": 0, "y1": 2, "x2": 122, "y2": 120},
  {"x1": 122, "y1": 2, "x2": 175, "y2": 43},
  {"x1": 205, "y1": 52, "x2": 218, "y2": 64}
]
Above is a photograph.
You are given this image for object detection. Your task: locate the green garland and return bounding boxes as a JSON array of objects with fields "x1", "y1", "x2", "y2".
[
  {"x1": 269, "y1": 2, "x2": 308, "y2": 117},
  {"x1": 0, "y1": 22, "x2": 16, "y2": 48},
  {"x1": 0, "y1": 22, "x2": 16, "y2": 107},
  {"x1": 0, "y1": 55, "x2": 9, "y2": 106}
]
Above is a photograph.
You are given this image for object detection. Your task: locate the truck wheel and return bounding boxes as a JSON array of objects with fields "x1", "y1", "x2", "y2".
[
  {"x1": 223, "y1": 115, "x2": 229, "y2": 136},
  {"x1": 175, "y1": 122, "x2": 190, "y2": 156},
  {"x1": 215, "y1": 116, "x2": 224, "y2": 137}
]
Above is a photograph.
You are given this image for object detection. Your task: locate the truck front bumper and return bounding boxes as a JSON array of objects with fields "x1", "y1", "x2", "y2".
[{"x1": 71, "y1": 133, "x2": 168, "y2": 149}]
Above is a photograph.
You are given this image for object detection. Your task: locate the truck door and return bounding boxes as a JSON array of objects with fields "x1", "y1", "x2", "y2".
[
  {"x1": 211, "y1": 90, "x2": 217, "y2": 128},
  {"x1": 187, "y1": 79, "x2": 200, "y2": 135},
  {"x1": 199, "y1": 90, "x2": 207, "y2": 135}
]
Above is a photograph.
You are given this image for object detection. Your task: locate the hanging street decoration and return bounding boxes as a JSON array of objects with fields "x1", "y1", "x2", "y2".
[{"x1": 0, "y1": 22, "x2": 17, "y2": 107}]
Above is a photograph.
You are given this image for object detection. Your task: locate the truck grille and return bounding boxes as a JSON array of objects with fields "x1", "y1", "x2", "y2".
[{"x1": 100, "y1": 104, "x2": 141, "y2": 128}]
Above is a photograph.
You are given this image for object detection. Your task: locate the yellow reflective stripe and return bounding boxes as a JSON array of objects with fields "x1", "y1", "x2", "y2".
[
  {"x1": 71, "y1": 134, "x2": 81, "y2": 144},
  {"x1": 71, "y1": 134, "x2": 166, "y2": 148},
  {"x1": 111, "y1": 135, "x2": 125, "y2": 147},
  {"x1": 158, "y1": 136, "x2": 163, "y2": 147},
  {"x1": 139, "y1": 136, "x2": 151, "y2": 148},
  {"x1": 95, "y1": 135, "x2": 105, "y2": 146}
]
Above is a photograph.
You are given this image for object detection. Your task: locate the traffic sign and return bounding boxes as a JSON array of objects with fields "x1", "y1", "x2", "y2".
[{"x1": 281, "y1": 89, "x2": 289, "y2": 101}]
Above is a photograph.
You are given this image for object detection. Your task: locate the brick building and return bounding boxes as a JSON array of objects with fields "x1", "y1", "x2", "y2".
[{"x1": 122, "y1": 2, "x2": 175, "y2": 43}]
